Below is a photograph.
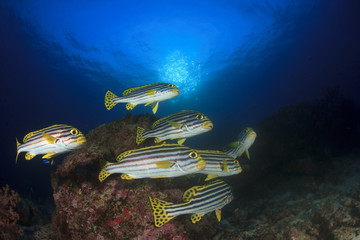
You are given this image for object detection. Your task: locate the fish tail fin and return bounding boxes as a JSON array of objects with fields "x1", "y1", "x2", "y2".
[
  {"x1": 149, "y1": 196, "x2": 175, "y2": 227},
  {"x1": 104, "y1": 90, "x2": 118, "y2": 110},
  {"x1": 98, "y1": 159, "x2": 112, "y2": 182},
  {"x1": 136, "y1": 127, "x2": 147, "y2": 144},
  {"x1": 16, "y1": 138, "x2": 21, "y2": 164}
]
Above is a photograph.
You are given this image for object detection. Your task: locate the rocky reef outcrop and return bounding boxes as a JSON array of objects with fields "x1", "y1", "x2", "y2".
[{"x1": 50, "y1": 113, "x2": 224, "y2": 240}]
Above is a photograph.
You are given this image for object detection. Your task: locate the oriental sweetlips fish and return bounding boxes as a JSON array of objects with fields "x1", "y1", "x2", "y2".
[
  {"x1": 136, "y1": 110, "x2": 213, "y2": 145},
  {"x1": 196, "y1": 150, "x2": 242, "y2": 181},
  {"x1": 149, "y1": 179, "x2": 233, "y2": 227},
  {"x1": 16, "y1": 124, "x2": 86, "y2": 164},
  {"x1": 98, "y1": 144, "x2": 206, "y2": 182},
  {"x1": 104, "y1": 82, "x2": 180, "y2": 114},
  {"x1": 224, "y1": 127, "x2": 257, "y2": 159}
]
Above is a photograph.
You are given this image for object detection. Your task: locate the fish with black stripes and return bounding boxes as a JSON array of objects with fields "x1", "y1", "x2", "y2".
[
  {"x1": 196, "y1": 150, "x2": 242, "y2": 181},
  {"x1": 16, "y1": 124, "x2": 86, "y2": 164},
  {"x1": 136, "y1": 110, "x2": 213, "y2": 145},
  {"x1": 223, "y1": 127, "x2": 257, "y2": 159},
  {"x1": 98, "y1": 143, "x2": 206, "y2": 182},
  {"x1": 149, "y1": 179, "x2": 233, "y2": 227},
  {"x1": 104, "y1": 82, "x2": 180, "y2": 114}
]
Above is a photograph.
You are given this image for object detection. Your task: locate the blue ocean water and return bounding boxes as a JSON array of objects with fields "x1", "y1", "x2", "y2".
[{"x1": 0, "y1": 0, "x2": 360, "y2": 235}]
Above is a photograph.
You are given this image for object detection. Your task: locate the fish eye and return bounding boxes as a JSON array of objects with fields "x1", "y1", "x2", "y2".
[
  {"x1": 168, "y1": 83, "x2": 175, "y2": 88},
  {"x1": 196, "y1": 114, "x2": 204, "y2": 120},
  {"x1": 189, "y1": 151, "x2": 198, "y2": 158},
  {"x1": 70, "y1": 128, "x2": 79, "y2": 135},
  {"x1": 234, "y1": 160, "x2": 239, "y2": 165}
]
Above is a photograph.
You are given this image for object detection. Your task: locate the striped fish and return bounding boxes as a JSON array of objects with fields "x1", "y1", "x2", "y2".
[
  {"x1": 104, "y1": 82, "x2": 180, "y2": 114},
  {"x1": 196, "y1": 150, "x2": 242, "y2": 181},
  {"x1": 16, "y1": 124, "x2": 86, "y2": 164},
  {"x1": 98, "y1": 144, "x2": 206, "y2": 182},
  {"x1": 224, "y1": 127, "x2": 257, "y2": 159},
  {"x1": 149, "y1": 179, "x2": 233, "y2": 227},
  {"x1": 136, "y1": 110, "x2": 213, "y2": 145}
]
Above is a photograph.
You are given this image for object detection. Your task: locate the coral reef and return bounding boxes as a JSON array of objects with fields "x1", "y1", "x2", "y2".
[
  {"x1": 0, "y1": 184, "x2": 23, "y2": 240},
  {"x1": 50, "y1": 113, "x2": 223, "y2": 239},
  {"x1": 215, "y1": 154, "x2": 360, "y2": 240}
]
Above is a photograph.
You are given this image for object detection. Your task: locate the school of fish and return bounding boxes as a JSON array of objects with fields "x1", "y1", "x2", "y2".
[{"x1": 16, "y1": 82, "x2": 256, "y2": 227}]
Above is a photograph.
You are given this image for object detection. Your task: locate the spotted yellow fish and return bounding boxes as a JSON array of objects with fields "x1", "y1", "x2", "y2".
[
  {"x1": 149, "y1": 179, "x2": 233, "y2": 227},
  {"x1": 104, "y1": 82, "x2": 180, "y2": 114},
  {"x1": 224, "y1": 127, "x2": 257, "y2": 159},
  {"x1": 16, "y1": 124, "x2": 86, "y2": 164},
  {"x1": 136, "y1": 110, "x2": 213, "y2": 145},
  {"x1": 98, "y1": 143, "x2": 206, "y2": 182}
]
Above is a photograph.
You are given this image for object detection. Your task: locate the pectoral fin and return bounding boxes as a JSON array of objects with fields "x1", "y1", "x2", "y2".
[
  {"x1": 205, "y1": 174, "x2": 218, "y2": 181},
  {"x1": 245, "y1": 150, "x2": 250, "y2": 160},
  {"x1": 42, "y1": 152, "x2": 57, "y2": 159},
  {"x1": 155, "y1": 161, "x2": 174, "y2": 169},
  {"x1": 177, "y1": 138, "x2": 186, "y2": 145},
  {"x1": 223, "y1": 141, "x2": 241, "y2": 151},
  {"x1": 152, "y1": 102, "x2": 159, "y2": 114},
  {"x1": 215, "y1": 209, "x2": 222, "y2": 221},
  {"x1": 145, "y1": 90, "x2": 157, "y2": 95},
  {"x1": 167, "y1": 121, "x2": 183, "y2": 129},
  {"x1": 41, "y1": 132, "x2": 57, "y2": 144}
]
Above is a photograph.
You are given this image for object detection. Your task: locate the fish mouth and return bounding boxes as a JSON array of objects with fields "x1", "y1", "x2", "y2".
[
  {"x1": 171, "y1": 88, "x2": 180, "y2": 95},
  {"x1": 248, "y1": 131, "x2": 257, "y2": 140},
  {"x1": 202, "y1": 121, "x2": 213, "y2": 130},
  {"x1": 76, "y1": 136, "x2": 87, "y2": 144}
]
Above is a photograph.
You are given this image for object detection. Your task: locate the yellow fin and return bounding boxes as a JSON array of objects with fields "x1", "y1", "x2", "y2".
[
  {"x1": 136, "y1": 126, "x2": 147, "y2": 144},
  {"x1": 238, "y1": 150, "x2": 244, "y2": 158},
  {"x1": 149, "y1": 196, "x2": 174, "y2": 227},
  {"x1": 182, "y1": 186, "x2": 199, "y2": 202},
  {"x1": 121, "y1": 174, "x2": 134, "y2": 180},
  {"x1": 122, "y1": 83, "x2": 157, "y2": 96},
  {"x1": 154, "y1": 137, "x2": 163, "y2": 143},
  {"x1": 191, "y1": 213, "x2": 203, "y2": 223},
  {"x1": 155, "y1": 161, "x2": 174, "y2": 169},
  {"x1": 16, "y1": 138, "x2": 21, "y2": 164},
  {"x1": 145, "y1": 90, "x2": 157, "y2": 95},
  {"x1": 104, "y1": 90, "x2": 118, "y2": 110},
  {"x1": 167, "y1": 121, "x2": 183, "y2": 129},
  {"x1": 25, "y1": 152, "x2": 35, "y2": 160},
  {"x1": 177, "y1": 138, "x2": 186, "y2": 145},
  {"x1": 99, "y1": 168, "x2": 111, "y2": 182},
  {"x1": 144, "y1": 101, "x2": 154, "y2": 106},
  {"x1": 151, "y1": 102, "x2": 159, "y2": 114},
  {"x1": 41, "y1": 132, "x2": 57, "y2": 144},
  {"x1": 42, "y1": 152, "x2": 57, "y2": 159},
  {"x1": 223, "y1": 159, "x2": 229, "y2": 172},
  {"x1": 245, "y1": 150, "x2": 250, "y2": 160},
  {"x1": 196, "y1": 159, "x2": 206, "y2": 169},
  {"x1": 205, "y1": 174, "x2": 218, "y2": 181},
  {"x1": 116, "y1": 150, "x2": 133, "y2": 162},
  {"x1": 126, "y1": 103, "x2": 136, "y2": 110},
  {"x1": 23, "y1": 132, "x2": 34, "y2": 143},
  {"x1": 215, "y1": 209, "x2": 222, "y2": 221}
]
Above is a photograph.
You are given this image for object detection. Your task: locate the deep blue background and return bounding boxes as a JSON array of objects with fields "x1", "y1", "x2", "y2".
[{"x1": 1, "y1": 0, "x2": 359, "y2": 200}]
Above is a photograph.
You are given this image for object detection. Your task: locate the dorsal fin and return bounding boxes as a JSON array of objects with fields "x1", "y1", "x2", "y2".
[{"x1": 122, "y1": 83, "x2": 160, "y2": 96}]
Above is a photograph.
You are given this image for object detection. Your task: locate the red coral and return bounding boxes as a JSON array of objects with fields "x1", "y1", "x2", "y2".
[
  {"x1": 0, "y1": 184, "x2": 23, "y2": 240},
  {"x1": 104, "y1": 209, "x2": 131, "y2": 227}
]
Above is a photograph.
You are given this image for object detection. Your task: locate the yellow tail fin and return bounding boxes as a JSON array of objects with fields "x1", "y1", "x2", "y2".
[
  {"x1": 16, "y1": 138, "x2": 21, "y2": 164},
  {"x1": 98, "y1": 159, "x2": 111, "y2": 182},
  {"x1": 136, "y1": 127, "x2": 147, "y2": 144},
  {"x1": 104, "y1": 90, "x2": 118, "y2": 110},
  {"x1": 149, "y1": 196, "x2": 175, "y2": 227}
]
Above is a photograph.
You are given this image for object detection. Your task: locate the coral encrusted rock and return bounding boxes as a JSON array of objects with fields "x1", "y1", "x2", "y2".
[{"x1": 50, "y1": 113, "x2": 222, "y2": 240}]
